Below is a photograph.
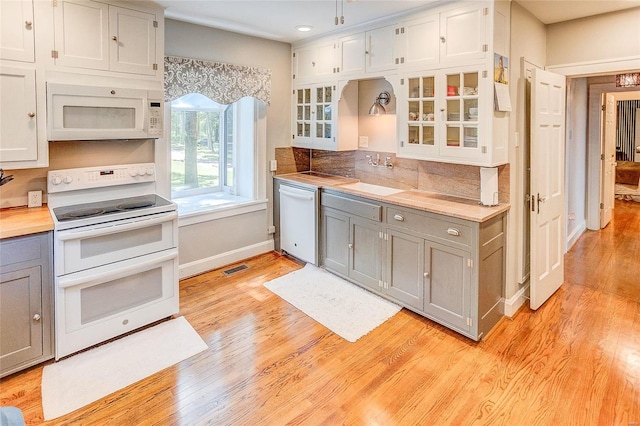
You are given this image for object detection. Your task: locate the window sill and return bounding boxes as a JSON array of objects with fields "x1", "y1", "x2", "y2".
[{"x1": 175, "y1": 193, "x2": 268, "y2": 227}]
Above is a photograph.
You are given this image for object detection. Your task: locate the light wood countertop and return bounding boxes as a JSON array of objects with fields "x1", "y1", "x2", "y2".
[
  {"x1": 275, "y1": 173, "x2": 509, "y2": 222},
  {"x1": 0, "y1": 206, "x2": 54, "y2": 240}
]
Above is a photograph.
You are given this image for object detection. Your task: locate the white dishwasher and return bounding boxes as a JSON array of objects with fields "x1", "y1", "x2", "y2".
[{"x1": 279, "y1": 183, "x2": 317, "y2": 264}]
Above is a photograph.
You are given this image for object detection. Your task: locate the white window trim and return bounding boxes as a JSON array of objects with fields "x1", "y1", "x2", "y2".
[{"x1": 177, "y1": 199, "x2": 268, "y2": 227}]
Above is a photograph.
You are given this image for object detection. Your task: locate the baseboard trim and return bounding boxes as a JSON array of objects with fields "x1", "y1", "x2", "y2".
[
  {"x1": 504, "y1": 283, "x2": 529, "y2": 317},
  {"x1": 179, "y1": 240, "x2": 274, "y2": 280},
  {"x1": 566, "y1": 221, "x2": 587, "y2": 251}
]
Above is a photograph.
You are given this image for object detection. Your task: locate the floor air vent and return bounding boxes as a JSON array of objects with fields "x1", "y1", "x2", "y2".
[{"x1": 223, "y1": 264, "x2": 249, "y2": 276}]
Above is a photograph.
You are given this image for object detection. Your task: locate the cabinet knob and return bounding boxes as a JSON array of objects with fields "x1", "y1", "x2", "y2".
[
  {"x1": 423, "y1": 272, "x2": 430, "y2": 278},
  {"x1": 447, "y1": 228, "x2": 461, "y2": 236},
  {"x1": 25, "y1": 21, "x2": 33, "y2": 29},
  {"x1": 33, "y1": 314, "x2": 41, "y2": 321},
  {"x1": 28, "y1": 112, "x2": 36, "y2": 118},
  {"x1": 365, "y1": 51, "x2": 369, "y2": 54},
  {"x1": 348, "y1": 243, "x2": 353, "y2": 249},
  {"x1": 440, "y1": 36, "x2": 446, "y2": 43},
  {"x1": 112, "y1": 36, "x2": 118, "y2": 42},
  {"x1": 393, "y1": 214, "x2": 405, "y2": 222}
]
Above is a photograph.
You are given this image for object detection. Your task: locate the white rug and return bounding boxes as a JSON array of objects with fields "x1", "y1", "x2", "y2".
[
  {"x1": 41, "y1": 316, "x2": 208, "y2": 421},
  {"x1": 264, "y1": 264, "x2": 401, "y2": 342}
]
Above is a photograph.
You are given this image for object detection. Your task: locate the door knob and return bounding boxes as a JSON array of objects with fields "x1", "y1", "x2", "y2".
[
  {"x1": 423, "y1": 272, "x2": 430, "y2": 278},
  {"x1": 28, "y1": 112, "x2": 35, "y2": 118},
  {"x1": 112, "y1": 36, "x2": 118, "y2": 42},
  {"x1": 33, "y1": 314, "x2": 41, "y2": 321},
  {"x1": 348, "y1": 243, "x2": 353, "y2": 249}
]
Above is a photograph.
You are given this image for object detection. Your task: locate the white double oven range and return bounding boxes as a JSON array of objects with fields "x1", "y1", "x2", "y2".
[{"x1": 47, "y1": 163, "x2": 179, "y2": 359}]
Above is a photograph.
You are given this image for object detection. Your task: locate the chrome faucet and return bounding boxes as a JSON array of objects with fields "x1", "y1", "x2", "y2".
[
  {"x1": 365, "y1": 154, "x2": 393, "y2": 169},
  {"x1": 366, "y1": 153, "x2": 380, "y2": 166}
]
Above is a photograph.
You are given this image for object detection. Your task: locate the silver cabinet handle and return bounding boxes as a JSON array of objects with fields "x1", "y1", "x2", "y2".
[
  {"x1": 393, "y1": 214, "x2": 405, "y2": 222},
  {"x1": 348, "y1": 243, "x2": 353, "y2": 249},
  {"x1": 33, "y1": 314, "x2": 41, "y2": 321},
  {"x1": 447, "y1": 228, "x2": 460, "y2": 236},
  {"x1": 28, "y1": 112, "x2": 35, "y2": 118},
  {"x1": 423, "y1": 272, "x2": 430, "y2": 278},
  {"x1": 112, "y1": 36, "x2": 117, "y2": 41},
  {"x1": 25, "y1": 21, "x2": 33, "y2": 29}
]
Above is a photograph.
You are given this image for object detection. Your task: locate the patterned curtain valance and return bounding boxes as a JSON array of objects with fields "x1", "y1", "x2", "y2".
[{"x1": 164, "y1": 55, "x2": 271, "y2": 106}]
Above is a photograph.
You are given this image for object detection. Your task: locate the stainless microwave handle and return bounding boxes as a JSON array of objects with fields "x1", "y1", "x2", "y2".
[{"x1": 56, "y1": 211, "x2": 177, "y2": 241}]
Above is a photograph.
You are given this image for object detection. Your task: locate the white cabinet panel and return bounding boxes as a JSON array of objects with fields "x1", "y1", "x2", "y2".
[
  {"x1": 0, "y1": 66, "x2": 37, "y2": 162},
  {"x1": 109, "y1": 6, "x2": 157, "y2": 75},
  {"x1": 439, "y1": 5, "x2": 487, "y2": 64},
  {"x1": 293, "y1": 41, "x2": 336, "y2": 83},
  {"x1": 0, "y1": 0, "x2": 35, "y2": 62},
  {"x1": 365, "y1": 24, "x2": 396, "y2": 74},
  {"x1": 394, "y1": 14, "x2": 439, "y2": 70},
  {"x1": 53, "y1": 0, "x2": 110, "y2": 70},
  {"x1": 338, "y1": 33, "x2": 365, "y2": 76}
]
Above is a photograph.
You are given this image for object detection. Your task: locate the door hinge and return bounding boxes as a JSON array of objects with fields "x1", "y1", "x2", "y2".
[
  {"x1": 400, "y1": 140, "x2": 404, "y2": 147},
  {"x1": 400, "y1": 78, "x2": 404, "y2": 85},
  {"x1": 483, "y1": 7, "x2": 489, "y2": 16},
  {"x1": 293, "y1": 74, "x2": 296, "y2": 79},
  {"x1": 292, "y1": 134, "x2": 295, "y2": 139},
  {"x1": 51, "y1": 50, "x2": 58, "y2": 59},
  {"x1": 601, "y1": 104, "x2": 606, "y2": 111},
  {"x1": 293, "y1": 52, "x2": 296, "y2": 58},
  {"x1": 51, "y1": 0, "x2": 57, "y2": 7},
  {"x1": 600, "y1": 202, "x2": 604, "y2": 209},
  {"x1": 481, "y1": 146, "x2": 487, "y2": 154},
  {"x1": 152, "y1": 63, "x2": 158, "y2": 70},
  {"x1": 482, "y1": 44, "x2": 488, "y2": 52},
  {"x1": 153, "y1": 20, "x2": 158, "y2": 28},
  {"x1": 379, "y1": 280, "x2": 384, "y2": 288},
  {"x1": 467, "y1": 317, "x2": 473, "y2": 326},
  {"x1": 482, "y1": 70, "x2": 488, "y2": 78},
  {"x1": 601, "y1": 154, "x2": 605, "y2": 160},
  {"x1": 467, "y1": 259, "x2": 473, "y2": 268}
]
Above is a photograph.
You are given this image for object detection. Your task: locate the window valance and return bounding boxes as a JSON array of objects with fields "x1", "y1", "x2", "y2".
[{"x1": 164, "y1": 55, "x2": 271, "y2": 106}]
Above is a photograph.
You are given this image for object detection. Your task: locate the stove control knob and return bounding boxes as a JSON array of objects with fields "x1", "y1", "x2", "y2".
[
  {"x1": 145, "y1": 168, "x2": 154, "y2": 176},
  {"x1": 63, "y1": 175, "x2": 73, "y2": 184},
  {"x1": 51, "y1": 176, "x2": 62, "y2": 185},
  {"x1": 129, "y1": 169, "x2": 138, "y2": 177}
]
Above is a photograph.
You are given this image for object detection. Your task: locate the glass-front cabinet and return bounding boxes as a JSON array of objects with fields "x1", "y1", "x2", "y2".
[
  {"x1": 399, "y1": 66, "x2": 485, "y2": 163},
  {"x1": 292, "y1": 81, "x2": 358, "y2": 151}
]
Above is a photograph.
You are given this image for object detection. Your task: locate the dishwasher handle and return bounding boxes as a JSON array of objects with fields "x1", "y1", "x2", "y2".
[{"x1": 279, "y1": 186, "x2": 315, "y2": 201}]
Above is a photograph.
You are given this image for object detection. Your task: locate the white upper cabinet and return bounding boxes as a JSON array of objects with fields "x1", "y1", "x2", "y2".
[
  {"x1": 0, "y1": 0, "x2": 35, "y2": 62},
  {"x1": 0, "y1": 66, "x2": 38, "y2": 163},
  {"x1": 53, "y1": 0, "x2": 159, "y2": 76},
  {"x1": 293, "y1": 41, "x2": 336, "y2": 83},
  {"x1": 364, "y1": 25, "x2": 396, "y2": 74},
  {"x1": 337, "y1": 33, "x2": 365, "y2": 76},
  {"x1": 439, "y1": 5, "x2": 488, "y2": 65},
  {"x1": 393, "y1": 14, "x2": 439, "y2": 71}
]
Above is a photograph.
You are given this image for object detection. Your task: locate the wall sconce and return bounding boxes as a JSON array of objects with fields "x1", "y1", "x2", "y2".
[{"x1": 368, "y1": 91, "x2": 390, "y2": 116}]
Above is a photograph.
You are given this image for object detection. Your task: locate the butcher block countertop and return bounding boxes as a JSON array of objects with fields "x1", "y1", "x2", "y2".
[
  {"x1": 0, "y1": 206, "x2": 54, "y2": 240},
  {"x1": 275, "y1": 172, "x2": 509, "y2": 223}
]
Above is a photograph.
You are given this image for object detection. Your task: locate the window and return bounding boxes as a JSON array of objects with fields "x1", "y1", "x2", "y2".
[{"x1": 169, "y1": 94, "x2": 258, "y2": 215}]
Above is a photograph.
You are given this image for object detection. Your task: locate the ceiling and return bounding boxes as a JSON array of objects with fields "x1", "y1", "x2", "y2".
[{"x1": 154, "y1": 0, "x2": 640, "y2": 44}]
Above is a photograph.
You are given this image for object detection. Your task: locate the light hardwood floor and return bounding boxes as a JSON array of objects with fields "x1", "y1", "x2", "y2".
[{"x1": 1, "y1": 200, "x2": 639, "y2": 425}]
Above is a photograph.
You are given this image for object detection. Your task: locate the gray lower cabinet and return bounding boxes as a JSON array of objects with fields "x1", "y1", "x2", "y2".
[
  {"x1": 320, "y1": 189, "x2": 505, "y2": 341},
  {"x1": 0, "y1": 232, "x2": 53, "y2": 378}
]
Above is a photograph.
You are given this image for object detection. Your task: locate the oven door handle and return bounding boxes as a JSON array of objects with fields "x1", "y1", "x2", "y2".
[
  {"x1": 56, "y1": 211, "x2": 177, "y2": 241},
  {"x1": 57, "y1": 249, "x2": 178, "y2": 289}
]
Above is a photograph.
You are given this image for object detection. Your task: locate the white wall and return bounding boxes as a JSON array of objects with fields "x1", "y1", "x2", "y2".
[
  {"x1": 164, "y1": 19, "x2": 291, "y2": 277},
  {"x1": 356, "y1": 78, "x2": 397, "y2": 152},
  {"x1": 565, "y1": 78, "x2": 588, "y2": 249},
  {"x1": 546, "y1": 7, "x2": 640, "y2": 75},
  {"x1": 505, "y1": 2, "x2": 547, "y2": 315}
]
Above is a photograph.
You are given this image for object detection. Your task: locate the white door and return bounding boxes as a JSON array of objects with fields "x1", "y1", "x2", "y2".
[
  {"x1": 600, "y1": 93, "x2": 617, "y2": 228},
  {"x1": 109, "y1": 6, "x2": 157, "y2": 75},
  {"x1": 530, "y1": 68, "x2": 566, "y2": 310}
]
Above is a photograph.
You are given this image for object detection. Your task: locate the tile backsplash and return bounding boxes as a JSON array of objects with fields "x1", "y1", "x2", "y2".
[{"x1": 275, "y1": 147, "x2": 509, "y2": 203}]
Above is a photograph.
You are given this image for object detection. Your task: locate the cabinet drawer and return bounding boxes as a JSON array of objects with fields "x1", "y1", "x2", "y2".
[
  {"x1": 0, "y1": 234, "x2": 43, "y2": 267},
  {"x1": 386, "y1": 207, "x2": 471, "y2": 246},
  {"x1": 321, "y1": 193, "x2": 382, "y2": 222}
]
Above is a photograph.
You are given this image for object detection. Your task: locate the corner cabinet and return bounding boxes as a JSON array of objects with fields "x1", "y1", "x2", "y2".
[
  {"x1": 0, "y1": 232, "x2": 54, "y2": 378},
  {"x1": 52, "y1": 0, "x2": 161, "y2": 76},
  {"x1": 320, "y1": 190, "x2": 505, "y2": 341},
  {"x1": 292, "y1": 81, "x2": 358, "y2": 151}
]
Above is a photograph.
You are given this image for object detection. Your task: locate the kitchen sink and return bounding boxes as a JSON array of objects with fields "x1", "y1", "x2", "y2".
[{"x1": 337, "y1": 182, "x2": 404, "y2": 196}]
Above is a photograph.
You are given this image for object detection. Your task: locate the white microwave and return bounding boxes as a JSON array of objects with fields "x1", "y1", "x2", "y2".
[{"x1": 47, "y1": 83, "x2": 163, "y2": 141}]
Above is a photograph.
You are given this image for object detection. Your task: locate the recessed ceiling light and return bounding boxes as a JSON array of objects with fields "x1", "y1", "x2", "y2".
[{"x1": 296, "y1": 25, "x2": 312, "y2": 32}]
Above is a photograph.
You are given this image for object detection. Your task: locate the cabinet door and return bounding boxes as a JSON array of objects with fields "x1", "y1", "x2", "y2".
[
  {"x1": 314, "y1": 41, "x2": 336, "y2": 80},
  {"x1": 395, "y1": 14, "x2": 438, "y2": 70},
  {"x1": 439, "y1": 5, "x2": 487, "y2": 65},
  {"x1": 293, "y1": 42, "x2": 335, "y2": 83},
  {"x1": 321, "y1": 208, "x2": 350, "y2": 277},
  {"x1": 109, "y1": 6, "x2": 157, "y2": 75},
  {"x1": 53, "y1": 0, "x2": 110, "y2": 70},
  {"x1": 292, "y1": 87, "x2": 313, "y2": 148},
  {"x1": 365, "y1": 25, "x2": 395, "y2": 74},
  {"x1": 398, "y1": 73, "x2": 439, "y2": 159},
  {"x1": 0, "y1": 0, "x2": 35, "y2": 62},
  {"x1": 0, "y1": 66, "x2": 37, "y2": 162},
  {"x1": 312, "y1": 85, "x2": 335, "y2": 149},
  {"x1": 349, "y1": 217, "x2": 382, "y2": 291},
  {"x1": 338, "y1": 33, "x2": 365, "y2": 76},
  {"x1": 0, "y1": 266, "x2": 43, "y2": 373},
  {"x1": 386, "y1": 229, "x2": 423, "y2": 310},
  {"x1": 424, "y1": 241, "x2": 471, "y2": 331}
]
